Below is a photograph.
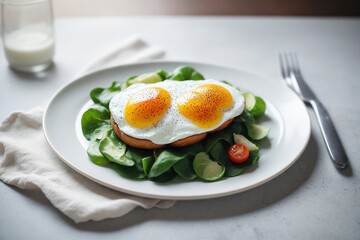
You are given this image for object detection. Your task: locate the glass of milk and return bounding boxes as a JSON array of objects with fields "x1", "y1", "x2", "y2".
[{"x1": 1, "y1": 0, "x2": 55, "y2": 73}]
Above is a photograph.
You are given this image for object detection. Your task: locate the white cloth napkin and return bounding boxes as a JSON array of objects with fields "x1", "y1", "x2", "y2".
[
  {"x1": 0, "y1": 36, "x2": 175, "y2": 223},
  {"x1": 74, "y1": 35, "x2": 165, "y2": 78}
]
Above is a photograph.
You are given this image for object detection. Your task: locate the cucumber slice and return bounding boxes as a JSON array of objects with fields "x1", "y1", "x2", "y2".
[
  {"x1": 248, "y1": 124, "x2": 270, "y2": 140},
  {"x1": 233, "y1": 134, "x2": 259, "y2": 151},
  {"x1": 193, "y1": 152, "x2": 225, "y2": 181},
  {"x1": 99, "y1": 137, "x2": 134, "y2": 166},
  {"x1": 127, "y1": 73, "x2": 162, "y2": 85},
  {"x1": 243, "y1": 92, "x2": 266, "y2": 117}
]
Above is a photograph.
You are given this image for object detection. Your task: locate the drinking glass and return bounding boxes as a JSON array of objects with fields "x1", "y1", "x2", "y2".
[{"x1": 1, "y1": 0, "x2": 55, "y2": 73}]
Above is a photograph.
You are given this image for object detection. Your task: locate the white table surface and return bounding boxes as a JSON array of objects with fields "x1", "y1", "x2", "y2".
[{"x1": 1, "y1": 16, "x2": 359, "y2": 240}]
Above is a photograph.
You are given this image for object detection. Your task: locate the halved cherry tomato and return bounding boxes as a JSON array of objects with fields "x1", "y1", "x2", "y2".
[{"x1": 228, "y1": 144, "x2": 250, "y2": 164}]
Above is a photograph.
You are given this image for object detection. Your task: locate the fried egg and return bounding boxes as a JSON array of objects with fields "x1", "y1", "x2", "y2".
[{"x1": 109, "y1": 79, "x2": 244, "y2": 145}]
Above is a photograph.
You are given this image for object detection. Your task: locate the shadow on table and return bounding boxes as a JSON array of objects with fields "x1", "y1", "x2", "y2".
[
  {"x1": 72, "y1": 132, "x2": 321, "y2": 232},
  {"x1": 8, "y1": 62, "x2": 56, "y2": 80},
  {"x1": 13, "y1": 130, "x2": 352, "y2": 232}
]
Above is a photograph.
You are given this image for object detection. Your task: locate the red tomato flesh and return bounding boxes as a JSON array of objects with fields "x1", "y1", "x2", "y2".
[{"x1": 228, "y1": 144, "x2": 250, "y2": 164}]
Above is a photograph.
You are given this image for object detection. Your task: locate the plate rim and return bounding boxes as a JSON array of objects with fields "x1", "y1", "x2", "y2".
[{"x1": 43, "y1": 60, "x2": 311, "y2": 200}]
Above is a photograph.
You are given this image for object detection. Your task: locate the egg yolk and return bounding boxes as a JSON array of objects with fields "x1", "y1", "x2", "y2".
[
  {"x1": 125, "y1": 87, "x2": 171, "y2": 128},
  {"x1": 177, "y1": 84, "x2": 234, "y2": 128}
]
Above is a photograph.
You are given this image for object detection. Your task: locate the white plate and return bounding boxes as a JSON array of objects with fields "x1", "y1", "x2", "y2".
[{"x1": 43, "y1": 61, "x2": 310, "y2": 200}]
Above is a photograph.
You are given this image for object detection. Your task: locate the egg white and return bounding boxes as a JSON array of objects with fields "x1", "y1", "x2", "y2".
[{"x1": 109, "y1": 79, "x2": 244, "y2": 145}]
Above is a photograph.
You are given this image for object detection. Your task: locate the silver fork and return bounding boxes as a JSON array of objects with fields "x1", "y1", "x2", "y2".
[{"x1": 279, "y1": 53, "x2": 348, "y2": 169}]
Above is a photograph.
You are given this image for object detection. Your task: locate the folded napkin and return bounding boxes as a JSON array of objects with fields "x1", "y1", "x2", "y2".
[
  {"x1": 74, "y1": 35, "x2": 165, "y2": 78},
  {"x1": 0, "y1": 36, "x2": 175, "y2": 223}
]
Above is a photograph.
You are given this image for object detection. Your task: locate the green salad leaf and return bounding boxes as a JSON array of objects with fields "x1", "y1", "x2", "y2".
[
  {"x1": 156, "y1": 69, "x2": 168, "y2": 80},
  {"x1": 90, "y1": 81, "x2": 122, "y2": 108},
  {"x1": 240, "y1": 109, "x2": 269, "y2": 140},
  {"x1": 148, "y1": 149, "x2": 188, "y2": 178},
  {"x1": 111, "y1": 161, "x2": 146, "y2": 179},
  {"x1": 81, "y1": 104, "x2": 110, "y2": 140},
  {"x1": 173, "y1": 156, "x2": 197, "y2": 180},
  {"x1": 225, "y1": 150, "x2": 260, "y2": 177},
  {"x1": 167, "y1": 66, "x2": 205, "y2": 80},
  {"x1": 142, "y1": 156, "x2": 155, "y2": 176},
  {"x1": 110, "y1": 147, "x2": 152, "y2": 180},
  {"x1": 99, "y1": 134, "x2": 133, "y2": 166},
  {"x1": 150, "y1": 169, "x2": 177, "y2": 183},
  {"x1": 243, "y1": 92, "x2": 266, "y2": 118},
  {"x1": 87, "y1": 138, "x2": 110, "y2": 166}
]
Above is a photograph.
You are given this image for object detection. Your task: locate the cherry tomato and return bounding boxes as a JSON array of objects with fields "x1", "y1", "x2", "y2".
[{"x1": 228, "y1": 144, "x2": 250, "y2": 164}]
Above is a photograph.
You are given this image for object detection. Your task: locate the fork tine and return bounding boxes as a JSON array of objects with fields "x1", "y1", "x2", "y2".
[
  {"x1": 285, "y1": 52, "x2": 305, "y2": 94},
  {"x1": 279, "y1": 53, "x2": 296, "y2": 89},
  {"x1": 290, "y1": 53, "x2": 301, "y2": 75},
  {"x1": 279, "y1": 53, "x2": 288, "y2": 79},
  {"x1": 280, "y1": 53, "x2": 293, "y2": 78},
  {"x1": 286, "y1": 53, "x2": 295, "y2": 75}
]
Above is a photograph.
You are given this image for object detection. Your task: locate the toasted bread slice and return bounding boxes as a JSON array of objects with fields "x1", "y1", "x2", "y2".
[{"x1": 110, "y1": 116, "x2": 233, "y2": 149}]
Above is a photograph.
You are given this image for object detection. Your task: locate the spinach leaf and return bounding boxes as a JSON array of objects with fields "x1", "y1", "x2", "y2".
[
  {"x1": 87, "y1": 138, "x2": 110, "y2": 166},
  {"x1": 125, "y1": 75, "x2": 137, "y2": 86},
  {"x1": 178, "y1": 142, "x2": 204, "y2": 156},
  {"x1": 208, "y1": 140, "x2": 230, "y2": 166},
  {"x1": 191, "y1": 71, "x2": 205, "y2": 80},
  {"x1": 156, "y1": 69, "x2": 168, "y2": 80},
  {"x1": 225, "y1": 150, "x2": 260, "y2": 177},
  {"x1": 90, "y1": 81, "x2": 122, "y2": 108},
  {"x1": 86, "y1": 125, "x2": 112, "y2": 166},
  {"x1": 239, "y1": 109, "x2": 256, "y2": 129},
  {"x1": 204, "y1": 126, "x2": 233, "y2": 153},
  {"x1": 167, "y1": 66, "x2": 205, "y2": 80},
  {"x1": 239, "y1": 109, "x2": 269, "y2": 140},
  {"x1": 229, "y1": 116, "x2": 244, "y2": 135},
  {"x1": 81, "y1": 104, "x2": 110, "y2": 140},
  {"x1": 110, "y1": 146, "x2": 152, "y2": 179},
  {"x1": 90, "y1": 124, "x2": 112, "y2": 140},
  {"x1": 99, "y1": 136, "x2": 134, "y2": 166},
  {"x1": 148, "y1": 149, "x2": 188, "y2": 178},
  {"x1": 173, "y1": 157, "x2": 197, "y2": 180},
  {"x1": 142, "y1": 156, "x2": 155, "y2": 176},
  {"x1": 150, "y1": 168, "x2": 177, "y2": 183},
  {"x1": 239, "y1": 109, "x2": 261, "y2": 139},
  {"x1": 125, "y1": 146, "x2": 153, "y2": 165},
  {"x1": 111, "y1": 162, "x2": 145, "y2": 179}
]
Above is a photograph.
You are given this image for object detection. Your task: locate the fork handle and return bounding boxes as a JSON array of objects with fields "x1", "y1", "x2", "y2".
[{"x1": 310, "y1": 100, "x2": 348, "y2": 169}]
